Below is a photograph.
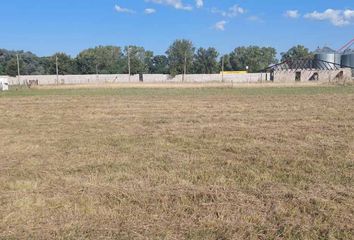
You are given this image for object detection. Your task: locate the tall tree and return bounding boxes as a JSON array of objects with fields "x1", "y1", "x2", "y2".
[
  {"x1": 5, "y1": 58, "x2": 18, "y2": 77},
  {"x1": 219, "y1": 54, "x2": 233, "y2": 71},
  {"x1": 193, "y1": 47, "x2": 219, "y2": 74},
  {"x1": 76, "y1": 46, "x2": 124, "y2": 74},
  {"x1": 1, "y1": 50, "x2": 45, "y2": 76},
  {"x1": 229, "y1": 46, "x2": 277, "y2": 72},
  {"x1": 166, "y1": 39, "x2": 195, "y2": 76},
  {"x1": 123, "y1": 46, "x2": 152, "y2": 75},
  {"x1": 281, "y1": 45, "x2": 313, "y2": 62},
  {"x1": 48, "y1": 53, "x2": 77, "y2": 75},
  {"x1": 150, "y1": 55, "x2": 169, "y2": 74}
]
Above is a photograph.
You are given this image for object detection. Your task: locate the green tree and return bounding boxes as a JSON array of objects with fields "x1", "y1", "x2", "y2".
[
  {"x1": 281, "y1": 45, "x2": 313, "y2": 62},
  {"x1": 229, "y1": 46, "x2": 277, "y2": 72},
  {"x1": 48, "y1": 53, "x2": 77, "y2": 75},
  {"x1": 20, "y1": 51, "x2": 44, "y2": 75},
  {"x1": 76, "y1": 46, "x2": 124, "y2": 74},
  {"x1": 219, "y1": 54, "x2": 233, "y2": 71},
  {"x1": 166, "y1": 39, "x2": 195, "y2": 76},
  {"x1": 193, "y1": 47, "x2": 219, "y2": 74},
  {"x1": 5, "y1": 58, "x2": 18, "y2": 77},
  {"x1": 150, "y1": 55, "x2": 169, "y2": 74},
  {"x1": 123, "y1": 46, "x2": 152, "y2": 75}
]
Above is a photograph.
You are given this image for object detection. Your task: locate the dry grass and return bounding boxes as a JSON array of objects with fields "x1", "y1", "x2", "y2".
[
  {"x1": 0, "y1": 85, "x2": 353, "y2": 239},
  {"x1": 33, "y1": 81, "x2": 329, "y2": 90}
]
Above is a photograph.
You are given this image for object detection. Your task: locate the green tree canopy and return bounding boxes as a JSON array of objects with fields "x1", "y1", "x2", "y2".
[
  {"x1": 219, "y1": 54, "x2": 233, "y2": 71},
  {"x1": 47, "y1": 53, "x2": 77, "y2": 75},
  {"x1": 193, "y1": 47, "x2": 219, "y2": 74},
  {"x1": 76, "y1": 46, "x2": 124, "y2": 74},
  {"x1": 166, "y1": 39, "x2": 195, "y2": 76},
  {"x1": 281, "y1": 45, "x2": 313, "y2": 62},
  {"x1": 123, "y1": 46, "x2": 153, "y2": 75},
  {"x1": 229, "y1": 46, "x2": 277, "y2": 72},
  {"x1": 150, "y1": 55, "x2": 169, "y2": 74}
]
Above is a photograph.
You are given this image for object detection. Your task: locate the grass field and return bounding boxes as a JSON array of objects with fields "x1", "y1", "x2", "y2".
[{"x1": 0, "y1": 85, "x2": 353, "y2": 239}]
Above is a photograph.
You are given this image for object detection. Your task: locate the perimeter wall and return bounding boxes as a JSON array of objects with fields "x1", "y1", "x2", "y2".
[{"x1": 6, "y1": 73, "x2": 269, "y2": 85}]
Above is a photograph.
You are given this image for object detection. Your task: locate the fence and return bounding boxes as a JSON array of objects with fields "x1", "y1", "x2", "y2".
[{"x1": 6, "y1": 73, "x2": 269, "y2": 86}]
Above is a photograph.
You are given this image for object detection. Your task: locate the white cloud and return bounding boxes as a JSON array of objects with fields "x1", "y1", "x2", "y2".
[
  {"x1": 247, "y1": 15, "x2": 263, "y2": 23},
  {"x1": 145, "y1": 8, "x2": 156, "y2": 14},
  {"x1": 212, "y1": 5, "x2": 245, "y2": 18},
  {"x1": 114, "y1": 5, "x2": 135, "y2": 14},
  {"x1": 285, "y1": 10, "x2": 300, "y2": 18},
  {"x1": 195, "y1": 0, "x2": 203, "y2": 8},
  {"x1": 344, "y1": 9, "x2": 354, "y2": 19},
  {"x1": 304, "y1": 9, "x2": 354, "y2": 26},
  {"x1": 213, "y1": 20, "x2": 227, "y2": 31},
  {"x1": 146, "y1": 0, "x2": 193, "y2": 11}
]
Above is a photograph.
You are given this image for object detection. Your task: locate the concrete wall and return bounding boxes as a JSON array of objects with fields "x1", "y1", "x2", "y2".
[
  {"x1": 7, "y1": 74, "x2": 140, "y2": 85},
  {"x1": 7, "y1": 73, "x2": 269, "y2": 85},
  {"x1": 273, "y1": 68, "x2": 352, "y2": 83}
]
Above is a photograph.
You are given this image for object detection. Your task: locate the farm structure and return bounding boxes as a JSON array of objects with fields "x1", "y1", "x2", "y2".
[{"x1": 264, "y1": 58, "x2": 352, "y2": 83}]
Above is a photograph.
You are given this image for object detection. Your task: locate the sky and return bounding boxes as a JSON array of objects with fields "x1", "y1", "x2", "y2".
[{"x1": 0, "y1": 0, "x2": 353, "y2": 57}]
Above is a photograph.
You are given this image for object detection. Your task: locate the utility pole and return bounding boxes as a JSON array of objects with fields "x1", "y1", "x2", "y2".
[
  {"x1": 221, "y1": 55, "x2": 225, "y2": 83},
  {"x1": 96, "y1": 64, "x2": 99, "y2": 82},
  {"x1": 16, "y1": 54, "x2": 21, "y2": 85},
  {"x1": 183, "y1": 52, "x2": 187, "y2": 83},
  {"x1": 128, "y1": 47, "x2": 131, "y2": 82},
  {"x1": 56, "y1": 55, "x2": 59, "y2": 85}
]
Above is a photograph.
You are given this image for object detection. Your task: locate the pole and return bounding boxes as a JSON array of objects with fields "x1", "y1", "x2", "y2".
[
  {"x1": 96, "y1": 64, "x2": 99, "y2": 82},
  {"x1": 183, "y1": 52, "x2": 187, "y2": 83},
  {"x1": 128, "y1": 47, "x2": 131, "y2": 82},
  {"x1": 221, "y1": 55, "x2": 225, "y2": 83},
  {"x1": 16, "y1": 54, "x2": 21, "y2": 85},
  {"x1": 56, "y1": 55, "x2": 59, "y2": 85}
]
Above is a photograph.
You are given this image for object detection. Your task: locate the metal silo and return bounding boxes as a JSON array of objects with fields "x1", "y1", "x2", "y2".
[
  {"x1": 341, "y1": 50, "x2": 354, "y2": 68},
  {"x1": 341, "y1": 50, "x2": 354, "y2": 76},
  {"x1": 314, "y1": 47, "x2": 342, "y2": 69}
]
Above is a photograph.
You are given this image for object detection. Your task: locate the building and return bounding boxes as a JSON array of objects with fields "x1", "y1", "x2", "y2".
[{"x1": 264, "y1": 58, "x2": 352, "y2": 83}]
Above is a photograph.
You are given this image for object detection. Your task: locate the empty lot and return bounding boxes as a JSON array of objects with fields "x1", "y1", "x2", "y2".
[{"x1": 0, "y1": 85, "x2": 353, "y2": 239}]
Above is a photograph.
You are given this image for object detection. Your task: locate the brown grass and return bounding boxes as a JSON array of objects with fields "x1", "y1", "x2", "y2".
[
  {"x1": 0, "y1": 86, "x2": 353, "y2": 239},
  {"x1": 34, "y1": 81, "x2": 329, "y2": 90}
]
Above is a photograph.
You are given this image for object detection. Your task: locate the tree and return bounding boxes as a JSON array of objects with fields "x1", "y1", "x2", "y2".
[
  {"x1": 5, "y1": 58, "x2": 18, "y2": 77},
  {"x1": 20, "y1": 51, "x2": 44, "y2": 75},
  {"x1": 150, "y1": 55, "x2": 169, "y2": 74},
  {"x1": 47, "y1": 53, "x2": 77, "y2": 75},
  {"x1": 229, "y1": 46, "x2": 277, "y2": 72},
  {"x1": 1, "y1": 50, "x2": 45, "y2": 76},
  {"x1": 166, "y1": 39, "x2": 195, "y2": 76},
  {"x1": 193, "y1": 47, "x2": 219, "y2": 74},
  {"x1": 219, "y1": 54, "x2": 233, "y2": 71},
  {"x1": 281, "y1": 45, "x2": 313, "y2": 62},
  {"x1": 76, "y1": 46, "x2": 124, "y2": 74},
  {"x1": 123, "y1": 46, "x2": 152, "y2": 75}
]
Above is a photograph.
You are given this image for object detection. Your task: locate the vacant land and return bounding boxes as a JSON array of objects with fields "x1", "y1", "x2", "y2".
[{"x1": 0, "y1": 85, "x2": 353, "y2": 239}]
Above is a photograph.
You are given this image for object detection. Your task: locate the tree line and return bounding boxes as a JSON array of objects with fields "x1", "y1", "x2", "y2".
[{"x1": 0, "y1": 40, "x2": 313, "y2": 77}]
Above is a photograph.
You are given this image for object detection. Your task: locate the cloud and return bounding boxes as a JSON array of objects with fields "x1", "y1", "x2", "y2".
[
  {"x1": 145, "y1": 8, "x2": 156, "y2": 14},
  {"x1": 285, "y1": 10, "x2": 300, "y2": 18},
  {"x1": 213, "y1": 20, "x2": 227, "y2": 31},
  {"x1": 304, "y1": 9, "x2": 354, "y2": 26},
  {"x1": 344, "y1": 9, "x2": 354, "y2": 19},
  {"x1": 195, "y1": 0, "x2": 203, "y2": 8},
  {"x1": 212, "y1": 5, "x2": 245, "y2": 18},
  {"x1": 247, "y1": 15, "x2": 263, "y2": 23},
  {"x1": 146, "y1": 0, "x2": 193, "y2": 11},
  {"x1": 114, "y1": 5, "x2": 135, "y2": 14}
]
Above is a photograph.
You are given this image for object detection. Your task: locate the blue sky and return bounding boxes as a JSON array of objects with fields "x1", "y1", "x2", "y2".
[{"x1": 0, "y1": 0, "x2": 353, "y2": 57}]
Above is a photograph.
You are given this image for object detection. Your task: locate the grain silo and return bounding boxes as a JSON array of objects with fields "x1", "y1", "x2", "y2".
[
  {"x1": 341, "y1": 50, "x2": 354, "y2": 76},
  {"x1": 313, "y1": 47, "x2": 342, "y2": 69},
  {"x1": 341, "y1": 50, "x2": 354, "y2": 67}
]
